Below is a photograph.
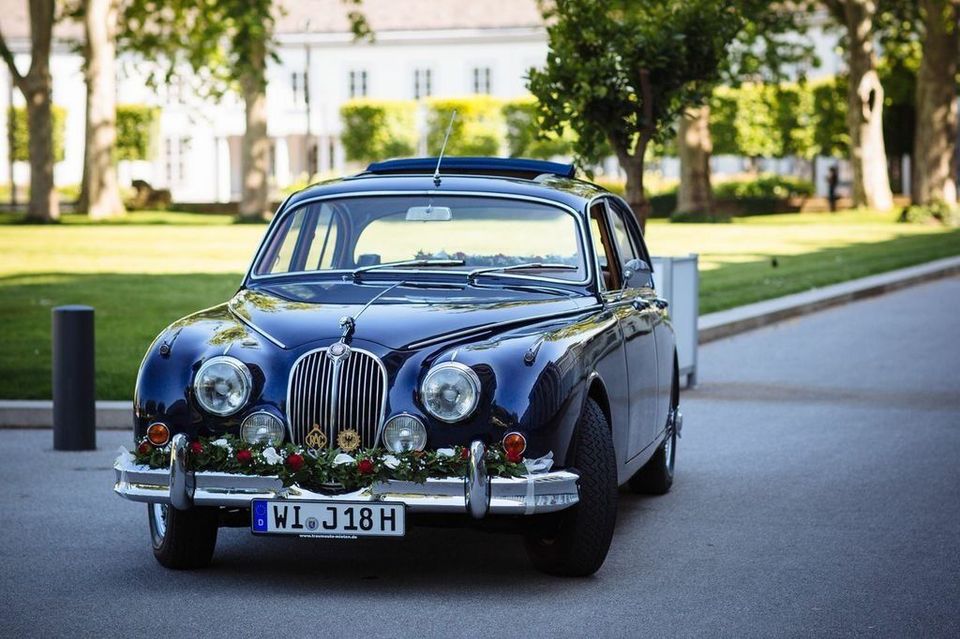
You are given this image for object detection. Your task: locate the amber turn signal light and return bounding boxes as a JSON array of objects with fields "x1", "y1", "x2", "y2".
[
  {"x1": 502, "y1": 432, "x2": 527, "y2": 456},
  {"x1": 146, "y1": 423, "x2": 170, "y2": 446}
]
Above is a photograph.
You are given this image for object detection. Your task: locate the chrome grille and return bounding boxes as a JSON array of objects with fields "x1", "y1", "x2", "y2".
[{"x1": 287, "y1": 346, "x2": 387, "y2": 449}]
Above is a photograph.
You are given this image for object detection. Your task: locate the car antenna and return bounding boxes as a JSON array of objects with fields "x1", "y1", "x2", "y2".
[{"x1": 433, "y1": 110, "x2": 456, "y2": 188}]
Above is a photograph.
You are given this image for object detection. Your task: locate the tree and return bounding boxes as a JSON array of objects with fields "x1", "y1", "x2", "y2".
[
  {"x1": 677, "y1": 3, "x2": 815, "y2": 217},
  {"x1": 80, "y1": 0, "x2": 126, "y2": 219},
  {"x1": 0, "y1": 0, "x2": 59, "y2": 222},
  {"x1": 824, "y1": 0, "x2": 894, "y2": 211},
  {"x1": 913, "y1": 0, "x2": 958, "y2": 206},
  {"x1": 529, "y1": 0, "x2": 742, "y2": 230}
]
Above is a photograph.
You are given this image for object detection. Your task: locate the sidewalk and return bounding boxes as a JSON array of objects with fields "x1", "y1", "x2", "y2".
[{"x1": 3, "y1": 255, "x2": 959, "y2": 429}]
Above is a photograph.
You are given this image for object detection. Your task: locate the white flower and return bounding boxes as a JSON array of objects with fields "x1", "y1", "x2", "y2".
[
  {"x1": 262, "y1": 447, "x2": 283, "y2": 466},
  {"x1": 211, "y1": 438, "x2": 230, "y2": 449},
  {"x1": 383, "y1": 454, "x2": 400, "y2": 469},
  {"x1": 436, "y1": 448, "x2": 456, "y2": 458},
  {"x1": 333, "y1": 453, "x2": 356, "y2": 466}
]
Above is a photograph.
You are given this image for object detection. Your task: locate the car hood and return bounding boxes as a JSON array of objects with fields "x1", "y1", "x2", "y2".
[{"x1": 228, "y1": 281, "x2": 590, "y2": 350}]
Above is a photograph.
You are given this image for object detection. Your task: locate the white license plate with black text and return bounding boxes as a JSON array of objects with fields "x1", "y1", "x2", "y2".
[{"x1": 251, "y1": 499, "x2": 405, "y2": 538}]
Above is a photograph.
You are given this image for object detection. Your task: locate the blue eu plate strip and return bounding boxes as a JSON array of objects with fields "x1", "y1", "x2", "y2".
[{"x1": 251, "y1": 499, "x2": 269, "y2": 532}]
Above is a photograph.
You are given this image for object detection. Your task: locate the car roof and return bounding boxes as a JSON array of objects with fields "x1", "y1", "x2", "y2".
[{"x1": 283, "y1": 157, "x2": 610, "y2": 213}]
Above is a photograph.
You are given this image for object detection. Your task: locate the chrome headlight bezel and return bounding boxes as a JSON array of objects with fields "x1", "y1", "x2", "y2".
[
  {"x1": 193, "y1": 356, "x2": 253, "y2": 417},
  {"x1": 240, "y1": 410, "x2": 285, "y2": 445},
  {"x1": 420, "y1": 361, "x2": 482, "y2": 423},
  {"x1": 382, "y1": 414, "x2": 428, "y2": 452}
]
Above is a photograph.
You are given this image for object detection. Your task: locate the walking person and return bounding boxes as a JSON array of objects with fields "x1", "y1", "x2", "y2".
[{"x1": 827, "y1": 165, "x2": 840, "y2": 212}]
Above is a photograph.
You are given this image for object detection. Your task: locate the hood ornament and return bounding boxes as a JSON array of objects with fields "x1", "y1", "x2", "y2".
[{"x1": 339, "y1": 315, "x2": 355, "y2": 341}]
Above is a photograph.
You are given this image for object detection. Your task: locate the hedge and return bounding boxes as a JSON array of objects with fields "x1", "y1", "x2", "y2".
[
  {"x1": 116, "y1": 104, "x2": 160, "y2": 161},
  {"x1": 340, "y1": 99, "x2": 417, "y2": 163},
  {"x1": 7, "y1": 105, "x2": 67, "y2": 162},
  {"x1": 426, "y1": 96, "x2": 504, "y2": 156},
  {"x1": 502, "y1": 96, "x2": 575, "y2": 159}
]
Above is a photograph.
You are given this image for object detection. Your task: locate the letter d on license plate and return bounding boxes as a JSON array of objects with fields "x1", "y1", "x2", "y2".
[{"x1": 251, "y1": 500, "x2": 405, "y2": 538}]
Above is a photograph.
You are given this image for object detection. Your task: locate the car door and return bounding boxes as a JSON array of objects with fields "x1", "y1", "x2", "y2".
[
  {"x1": 594, "y1": 199, "x2": 660, "y2": 460},
  {"x1": 609, "y1": 198, "x2": 672, "y2": 440}
]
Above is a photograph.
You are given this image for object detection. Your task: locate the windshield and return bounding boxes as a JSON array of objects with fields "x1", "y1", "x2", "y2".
[{"x1": 252, "y1": 195, "x2": 588, "y2": 282}]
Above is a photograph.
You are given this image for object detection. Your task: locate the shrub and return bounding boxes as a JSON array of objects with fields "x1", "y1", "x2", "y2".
[
  {"x1": 116, "y1": 104, "x2": 160, "y2": 161},
  {"x1": 426, "y1": 96, "x2": 504, "y2": 156},
  {"x1": 713, "y1": 174, "x2": 814, "y2": 199},
  {"x1": 7, "y1": 105, "x2": 67, "y2": 162},
  {"x1": 502, "y1": 97, "x2": 574, "y2": 159},
  {"x1": 340, "y1": 100, "x2": 417, "y2": 163},
  {"x1": 898, "y1": 202, "x2": 960, "y2": 226}
]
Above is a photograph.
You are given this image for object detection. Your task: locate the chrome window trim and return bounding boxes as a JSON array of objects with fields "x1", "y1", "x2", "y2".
[{"x1": 244, "y1": 190, "x2": 594, "y2": 287}]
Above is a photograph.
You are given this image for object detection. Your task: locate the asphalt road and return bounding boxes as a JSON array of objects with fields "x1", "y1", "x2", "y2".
[{"x1": 2, "y1": 277, "x2": 959, "y2": 639}]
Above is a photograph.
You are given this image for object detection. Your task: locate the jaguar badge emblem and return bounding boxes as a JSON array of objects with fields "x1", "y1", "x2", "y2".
[
  {"x1": 304, "y1": 425, "x2": 327, "y2": 450},
  {"x1": 336, "y1": 428, "x2": 361, "y2": 452}
]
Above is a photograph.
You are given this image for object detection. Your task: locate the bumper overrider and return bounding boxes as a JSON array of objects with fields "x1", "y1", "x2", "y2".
[{"x1": 114, "y1": 435, "x2": 581, "y2": 518}]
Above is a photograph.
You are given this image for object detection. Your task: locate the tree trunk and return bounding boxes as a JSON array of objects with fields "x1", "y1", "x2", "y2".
[
  {"x1": 676, "y1": 105, "x2": 714, "y2": 217},
  {"x1": 913, "y1": 0, "x2": 959, "y2": 207},
  {"x1": 837, "y1": 0, "x2": 894, "y2": 211},
  {"x1": 24, "y1": 81, "x2": 59, "y2": 221},
  {"x1": 238, "y1": 40, "x2": 269, "y2": 221},
  {"x1": 617, "y1": 149, "x2": 649, "y2": 232},
  {"x1": 0, "y1": 0, "x2": 59, "y2": 222},
  {"x1": 82, "y1": 0, "x2": 125, "y2": 219}
]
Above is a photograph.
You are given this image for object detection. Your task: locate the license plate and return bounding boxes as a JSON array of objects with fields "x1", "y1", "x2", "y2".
[{"x1": 251, "y1": 499, "x2": 405, "y2": 538}]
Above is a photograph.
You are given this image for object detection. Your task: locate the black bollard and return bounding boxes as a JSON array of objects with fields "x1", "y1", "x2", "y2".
[{"x1": 52, "y1": 305, "x2": 96, "y2": 451}]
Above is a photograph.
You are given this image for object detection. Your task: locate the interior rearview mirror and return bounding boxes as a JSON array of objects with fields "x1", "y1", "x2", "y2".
[{"x1": 406, "y1": 206, "x2": 452, "y2": 222}]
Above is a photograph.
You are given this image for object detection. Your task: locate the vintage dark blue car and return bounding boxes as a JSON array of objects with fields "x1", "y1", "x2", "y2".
[{"x1": 114, "y1": 157, "x2": 681, "y2": 576}]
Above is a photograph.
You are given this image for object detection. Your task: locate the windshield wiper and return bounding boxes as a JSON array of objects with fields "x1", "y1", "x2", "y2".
[
  {"x1": 350, "y1": 258, "x2": 465, "y2": 282},
  {"x1": 466, "y1": 262, "x2": 578, "y2": 283}
]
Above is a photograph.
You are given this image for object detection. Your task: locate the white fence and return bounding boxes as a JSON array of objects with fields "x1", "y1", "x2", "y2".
[{"x1": 652, "y1": 255, "x2": 699, "y2": 388}]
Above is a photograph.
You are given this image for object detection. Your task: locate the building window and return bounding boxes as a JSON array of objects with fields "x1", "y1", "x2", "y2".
[
  {"x1": 472, "y1": 67, "x2": 491, "y2": 94},
  {"x1": 165, "y1": 76, "x2": 185, "y2": 104},
  {"x1": 413, "y1": 68, "x2": 432, "y2": 99},
  {"x1": 164, "y1": 136, "x2": 192, "y2": 184},
  {"x1": 291, "y1": 71, "x2": 307, "y2": 104},
  {"x1": 349, "y1": 70, "x2": 368, "y2": 98}
]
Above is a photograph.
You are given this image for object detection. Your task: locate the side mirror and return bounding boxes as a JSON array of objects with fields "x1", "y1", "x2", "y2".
[{"x1": 622, "y1": 258, "x2": 651, "y2": 284}]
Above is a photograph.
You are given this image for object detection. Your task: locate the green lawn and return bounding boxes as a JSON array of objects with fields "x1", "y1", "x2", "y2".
[{"x1": 1, "y1": 210, "x2": 957, "y2": 400}]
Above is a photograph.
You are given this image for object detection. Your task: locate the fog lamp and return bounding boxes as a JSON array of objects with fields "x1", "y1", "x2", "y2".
[
  {"x1": 502, "y1": 432, "x2": 527, "y2": 456},
  {"x1": 240, "y1": 411, "x2": 285, "y2": 445},
  {"x1": 382, "y1": 414, "x2": 427, "y2": 453},
  {"x1": 146, "y1": 422, "x2": 170, "y2": 446}
]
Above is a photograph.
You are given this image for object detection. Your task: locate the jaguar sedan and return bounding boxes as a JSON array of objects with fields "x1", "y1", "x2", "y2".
[{"x1": 114, "y1": 157, "x2": 681, "y2": 577}]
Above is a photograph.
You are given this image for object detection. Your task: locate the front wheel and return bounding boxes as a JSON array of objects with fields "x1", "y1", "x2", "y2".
[
  {"x1": 148, "y1": 503, "x2": 219, "y2": 569},
  {"x1": 524, "y1": 397, "x2": 618, "y2": 577}
]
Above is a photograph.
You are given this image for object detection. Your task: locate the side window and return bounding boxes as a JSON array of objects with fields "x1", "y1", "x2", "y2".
[
  {"x1": 610, "y1": 199, "x2": 652, "y2": 264},
  {"x1": 606, "y1": 201, "x2": 639, "y2": 265},
  {"x1": 589, "y1": 203, "x2": 621, "y2": 291},
  {"x1": 257, "y1": 204, "x2": 341, "y2": 275}
]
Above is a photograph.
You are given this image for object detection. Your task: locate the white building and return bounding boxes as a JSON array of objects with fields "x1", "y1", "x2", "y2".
[{"x1": 0, "y1": 1, "x2": 849, "y2": 203}]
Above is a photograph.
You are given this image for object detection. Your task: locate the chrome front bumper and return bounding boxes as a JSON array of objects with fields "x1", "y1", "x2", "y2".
[{"x1": 114, "y1": 436, "x2": 580, "y2": 518}]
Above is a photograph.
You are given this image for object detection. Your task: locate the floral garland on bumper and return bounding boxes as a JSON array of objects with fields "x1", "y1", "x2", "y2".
[{"x1": 133, "y1": 434, "x2": 527, "y2": 492}]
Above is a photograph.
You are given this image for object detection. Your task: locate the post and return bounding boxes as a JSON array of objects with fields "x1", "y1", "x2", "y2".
[{"x1": 52, "y1": 305, "x2": 96, "y2": 450}]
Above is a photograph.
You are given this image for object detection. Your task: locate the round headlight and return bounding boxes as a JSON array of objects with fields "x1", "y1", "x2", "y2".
[
  {"x1": 382, "y1": 414, "x2": 427, "y2": 452},
  {"x1": 193, "y1": 356, "x2": 252, "y2": 416},
  {"x1": 241, "y1": 411, "x2": 284, "y2": 445},
  {"x1": 420, "y1": 362, "x2": 481, "y2": 423}
]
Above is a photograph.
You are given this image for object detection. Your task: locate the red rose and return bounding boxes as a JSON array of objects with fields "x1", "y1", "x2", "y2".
[
  {"x1": 137, "y1": 441, "x2": 151, "y2": 456},
  {"x1": 286, "y1": 453, "x2": 304, "y2": 472},
  {"x1": 357, "y1": 458, "x2": 375, "y2": 475},
  {"x1": 236, "y1": 449, "x2": 253, "y2": 464},
  {"x1": 505, "y1": 450, "x2": 523, "y2": 464},
  {"x1": 189, "y1": 441, "x2": 204, "y2": 455},
  {"x1": 460, "y1": 447, "x2": 470, "y2": 460}
]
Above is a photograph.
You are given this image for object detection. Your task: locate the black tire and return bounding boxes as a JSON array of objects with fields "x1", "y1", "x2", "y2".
[
  {"x1": 628, "y1": 361, "x2": 679, "y2": 495},
  {"x1": 148, "y1": 503, "x2": 219, "y2": 569},
  {"x1": 524, "y1": 397, "x2": 618, "y2": 577}
]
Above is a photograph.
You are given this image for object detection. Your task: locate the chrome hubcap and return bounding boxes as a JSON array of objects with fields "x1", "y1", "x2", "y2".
[{"x1": 150, "y1": 503, "x2": 168, "y2": 544}]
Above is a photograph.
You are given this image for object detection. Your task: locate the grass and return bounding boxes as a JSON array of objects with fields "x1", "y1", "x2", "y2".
[{"x1": 0, "y1": 209, "x2": 957, "y2": 400}]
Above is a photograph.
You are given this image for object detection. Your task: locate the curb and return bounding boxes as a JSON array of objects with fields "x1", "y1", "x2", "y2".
[
  {"x1": 697, "y1": 255, "x2": 960, "y2": 343},
  {"x1": 2, "y1": 255, "x2": 959, "y2": 430}
]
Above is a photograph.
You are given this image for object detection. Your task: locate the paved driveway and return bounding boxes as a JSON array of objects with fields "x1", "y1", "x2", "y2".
[{"x1": 1, "y1": 277, "x2": 958, "y2": 638}]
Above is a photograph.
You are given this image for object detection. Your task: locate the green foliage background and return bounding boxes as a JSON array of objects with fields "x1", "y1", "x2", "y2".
[
  {"x1": 116, "y1": 104, "x2": 160, "y2": 161},
  {"x1": 340, "y1": 100, "x2": 417, "y2": 162},
  {"x1": 7, "y1": 106, "x2": 67, "y2": 162}
]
